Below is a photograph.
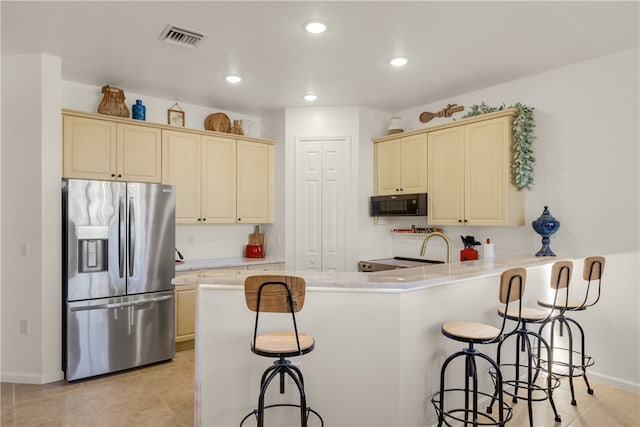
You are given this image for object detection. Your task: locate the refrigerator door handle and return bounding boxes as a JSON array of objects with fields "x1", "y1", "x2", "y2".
[
  {"x1": 128, "y1": 196, "x2": 135, "y2": 277},
  {"x1": 70, "y1": 300, "x2": 139, "y2": 311},
  {"x1": 69, "y1": 295, "x2": 173, "y2": 312},
  {"x1": 118, "y1": 196, "x2": 125, "y2": 278}
]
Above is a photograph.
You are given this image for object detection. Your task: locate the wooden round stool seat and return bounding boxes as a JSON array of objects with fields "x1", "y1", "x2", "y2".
[
  {"x1": 442, "y1": 321, "x2": 501, "y2": 343},
  {"x1": 498, "y1": 305, "x2": 549, "y2": 321},
  {"x1": 538, "y1": 298, "x2": 585, "y2": 310},
  {"x1": 253, "y1": 332, "x2": 315, "y2": 358}
]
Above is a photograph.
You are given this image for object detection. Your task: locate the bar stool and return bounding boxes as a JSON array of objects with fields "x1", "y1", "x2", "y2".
[
  {"x1": 432, "y1": 268, "x2": 522, "y2": 427},
  {"x1": 239, "y1": 275, "x2": 323, "y2": 427},
  {"x1": 487, "y1": 267, "x2": 562, "y2": 426},
  {"x1": 537, "y1": 257, "x2": 605, "y2": 406}
]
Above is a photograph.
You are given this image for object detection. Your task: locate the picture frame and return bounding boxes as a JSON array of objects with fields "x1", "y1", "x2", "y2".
[{"x1": 167, "y1": 103, "x2": 185, "y2": 127}]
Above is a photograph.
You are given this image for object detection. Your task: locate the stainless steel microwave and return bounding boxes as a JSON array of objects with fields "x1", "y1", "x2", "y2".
[{"x1": 370, "y1": 193, "x2": 427, "y2": 217}]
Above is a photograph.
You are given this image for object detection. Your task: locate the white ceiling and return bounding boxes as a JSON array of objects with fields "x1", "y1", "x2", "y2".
[{"x1": 2, "y1": 1, "x2": 638, "y2": 115}]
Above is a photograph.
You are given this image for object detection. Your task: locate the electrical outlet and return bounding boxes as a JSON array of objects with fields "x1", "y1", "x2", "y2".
[
  {"x1": 19, "y1": 320, "x2": 30, "y2": 335},
  {"x1": 20, "y1": 242, "x2": 30, "y2": 256}
]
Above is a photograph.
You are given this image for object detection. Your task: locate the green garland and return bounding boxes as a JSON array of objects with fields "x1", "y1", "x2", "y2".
[{"x1": 462, "y1": 102, "x2": 535, "y2": 191}]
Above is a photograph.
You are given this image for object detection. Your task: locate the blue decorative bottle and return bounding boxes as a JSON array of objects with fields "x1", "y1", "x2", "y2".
[
  {"x1": 532, "y1": 206, "x2": 560, "y2": 256},
  {"x1": 132, "y1": 99, "x2": 146, "y2": 121}
]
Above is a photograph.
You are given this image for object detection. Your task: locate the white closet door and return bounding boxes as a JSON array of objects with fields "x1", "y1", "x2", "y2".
[{"x1": 295, "y1": 137, "x2": 349, "y2": 272}]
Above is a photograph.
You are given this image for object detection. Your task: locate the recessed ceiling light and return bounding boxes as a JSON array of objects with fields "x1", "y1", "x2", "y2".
[
  {"x1": 225, "y1": 75, "x2": 242, "y2": 84},
  {"x1": 305, "y1": 21, "x2": 326, "y2": 34},
  {"x1": 389, "y1": 57, "x2": 408, "y2": 67},
  {"x1": 304, "y1": 94, "x2": 318, "y2": 102}
]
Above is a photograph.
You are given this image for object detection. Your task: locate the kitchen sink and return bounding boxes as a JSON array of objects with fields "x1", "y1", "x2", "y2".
[
  {"x1": 358, "y1": 256, "x2": 444, "y2": 272},
  {"x1": 391, "y1": 256, "x2": 444, "y2": 264}
]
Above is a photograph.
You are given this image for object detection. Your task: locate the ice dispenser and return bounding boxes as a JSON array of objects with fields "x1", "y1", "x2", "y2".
[{"x1": 77, "y1": 226, "x2": 108, "y2": 273}]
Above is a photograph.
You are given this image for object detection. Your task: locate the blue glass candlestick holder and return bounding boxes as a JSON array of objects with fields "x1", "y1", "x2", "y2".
[{"x1": 532, "y1": 205, "x2": 560, "y2": 256}]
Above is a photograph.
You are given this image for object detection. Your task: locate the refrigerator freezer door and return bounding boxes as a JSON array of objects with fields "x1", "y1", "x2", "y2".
[
  {"x1": 126, "y1": 182, "x2": 175, "y2": 295},
  {"x1": 64, "y1": 179, "x2": 127, "y2": 301},
  {"x1": 65, "y1": 290, "x2": 175, "y2": 381}
]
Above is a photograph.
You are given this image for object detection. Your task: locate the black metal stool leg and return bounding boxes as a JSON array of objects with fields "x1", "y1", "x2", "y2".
[{"x1": 566, "y1": 317, "x2": 594, "y2": 395}]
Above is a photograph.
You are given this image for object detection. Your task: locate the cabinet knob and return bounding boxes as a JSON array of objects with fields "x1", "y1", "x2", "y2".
[
  {"x1": 464, "y1": 219, "x2": 468, "y2": 223},
  {"x1": 111, "y1": 174, "x2": 116, "y2": 178},
  {"x1": 238, "y1": 218, "x2": 242, "y2": 221},
  {"x1": 197, "y1": 218, "x2": 202, "y2": 222},
  {"x1": 117, "y1": 174, "x2": 122, "y2": 178},
  {"x1": 458, "y1": 219, "x2": 462, "y2": 223},
  {"x1": 202, "y1": 218, "x2": 206, "y2": 221}
]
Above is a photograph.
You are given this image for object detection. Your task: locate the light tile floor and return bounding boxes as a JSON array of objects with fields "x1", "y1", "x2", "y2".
[
  {"x1": 1, "y1": 350, "x2": 638, "y2": 426},
  {"x1": 1, "y1": 350, "x2": 194, "y2": 426}
]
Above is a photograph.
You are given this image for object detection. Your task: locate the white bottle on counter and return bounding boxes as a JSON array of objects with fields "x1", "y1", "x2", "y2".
[{"x1": 483, "y1": 238, "x2": 495, "y2": 259}]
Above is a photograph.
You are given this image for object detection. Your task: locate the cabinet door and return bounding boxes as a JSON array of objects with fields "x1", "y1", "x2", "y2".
[
  {"x1": 162, "y1": 130, "x2": 202, "y2": 223},
  {"x1": 464, "y1": 117, "x2": 511, "y2": 225},
  {"x1": 63, "y1": 115, "x2": 117, "y2": 180},
  {"x1": 400, "y1": 134, "x2": 427, "y2": 194},
  {"x1": 236, "y1": 140, "x2": 274, "y2": 223},
  {"x1": 427, "y1": 127, "x2": 464, "y2": 225},
  {"x1": 375, "y1": 139, "x2": 401, "y2": 195},
  {"x1": 117, "y1": 123, "x2": 162, "y2": 183},
  {"x1": 247, "y1": 263, "x2": 284, "y2": 271},
  {"x1": 201, "y1": 136, "x2": 237, "y2": 223},
  {"x1": 175, "y1": 286, "x2": 196, "y2": 342}
]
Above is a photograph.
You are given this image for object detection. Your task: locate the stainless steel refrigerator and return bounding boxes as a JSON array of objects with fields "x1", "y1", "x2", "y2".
[{"x1": 62, "y1": 178, "x2": 176, "y2": 381}]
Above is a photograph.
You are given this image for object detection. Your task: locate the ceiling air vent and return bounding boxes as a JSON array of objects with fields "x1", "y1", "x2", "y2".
[{"x1": 159, "y1": 24, "x2": 207, "y2": 48}]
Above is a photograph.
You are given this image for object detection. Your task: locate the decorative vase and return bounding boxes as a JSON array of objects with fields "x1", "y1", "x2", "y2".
[
  {"x1": 532, "y1": 205, "x2": 560, "y2": 256},
  {"x1": 387, "y1": 117, "x2": 403, "y2": 135},
  {"x1": 132, "y1": 99, "x2": 146, "y2": 121}
]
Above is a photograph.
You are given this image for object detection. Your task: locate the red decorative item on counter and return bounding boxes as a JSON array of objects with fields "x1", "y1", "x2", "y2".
[
  {"x1": 460, "y1": 248, "x2": 479, "y2": 261},
  {"x1": 245, "y1": 244, "x2": 264, "y2": 258}
]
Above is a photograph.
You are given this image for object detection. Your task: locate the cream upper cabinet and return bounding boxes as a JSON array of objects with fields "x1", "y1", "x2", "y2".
[
  {"x1": 427, "y1": 112, "x2": 524, "y2": 226},
  {"x1": 202, "y1": 136, "x2": 237, "y2": 223},
  {"x1": 163, "y1": 131, "x2": 273, "y2": 224},
  {"x1": 63, "y1": 113, "x2": 161, "y2": 182},
  {"x1": 236, "y1": 139, "x2": 274, "y2": 223},
  {"x1": 162, "y1": 131, "x2": 237, "y2": 223},
  {"x1": 426, "y1": 127, "x2": 465, "y2": 225},
  {"x1": 162, "y1": 130, "x2": 202, "y2": 223},
  {"x1": 375, "y1": 134, "x2": 427, "y2": 195}
]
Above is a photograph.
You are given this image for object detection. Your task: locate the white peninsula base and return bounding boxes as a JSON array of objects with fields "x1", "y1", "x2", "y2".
[{"x1": 191, "y1": 257, "x2": 571, "y2": 426}]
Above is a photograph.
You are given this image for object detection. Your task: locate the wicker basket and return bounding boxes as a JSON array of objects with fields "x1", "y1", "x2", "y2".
[{"x1": 97, "y1": 85, "x2": 130, "y2": 118}]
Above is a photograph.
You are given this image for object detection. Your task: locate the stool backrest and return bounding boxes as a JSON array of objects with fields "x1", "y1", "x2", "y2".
[
  {"x1": 547, "y1": 260, "x2": 573, "y2": 313},
  {"x1": 498, "y1": 268, "x2": 527, "y2": 336},
  {"x1": 577, "y1": 256, "x2": 605, "y2": 309},
  {"x1": 499, "y1": 268, "x2": 526, "y2": 304},
  {"x1": 550, "y1": 261, "x2": 573, "y2": 290},
  {"x1": 245, "y1": 275, "x2": 306, "y2": 313},
  {"x1": 583, "y1": 256, "x2": 605, "y2": 281},
  {"x1": 244, "y1": 275, "x2": 306, "y2": 355}
]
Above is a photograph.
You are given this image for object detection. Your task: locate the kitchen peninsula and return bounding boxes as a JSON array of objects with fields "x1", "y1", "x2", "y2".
[{"x1": 182, "y1": 256, "x2": 572, "y2": 426}]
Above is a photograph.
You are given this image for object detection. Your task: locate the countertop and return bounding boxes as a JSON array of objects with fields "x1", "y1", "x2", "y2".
[
  {"x1": 174, "y1": 256, "x2": 285, "y2": 273},
  {"x1": 175, "y1": 255, "x2": 567, "y2": 293}
]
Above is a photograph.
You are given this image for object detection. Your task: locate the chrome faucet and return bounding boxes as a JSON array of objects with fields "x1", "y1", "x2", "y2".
[{"x1": 419, "y1": 231, "x2": 451, "y2": 264}]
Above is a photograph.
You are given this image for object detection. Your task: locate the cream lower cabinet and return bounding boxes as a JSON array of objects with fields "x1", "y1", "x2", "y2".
[
  {"x1": 162, "y1": 131, "x2": 237, "y2": 223},
  {"x1": 174, "y1": 263, "x2": 283, "y2": 346},
  {"x1": 427, "y1": 113, "x2": 524, "y2": 226},
  {"x1": 247, "y1": 262, "x2": 284, "y2": 271},
  {"x1": 63, "y1": 112, "x2": 162, "y2": 182},
  {"x1": 175, "y1": 284, "x2": 196, "y2": 344},
  {"x1": 374, "y1": 133, "x2": 427, "y2": 195}
]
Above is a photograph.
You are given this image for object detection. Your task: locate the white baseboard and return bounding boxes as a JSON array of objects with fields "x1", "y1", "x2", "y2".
[
  {"x1": 589, "y1": 370, "x2": 640, "y2": 394},
  {"x1": 1, "y1": 369, "x2": 64, "y2": 384}
]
